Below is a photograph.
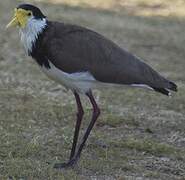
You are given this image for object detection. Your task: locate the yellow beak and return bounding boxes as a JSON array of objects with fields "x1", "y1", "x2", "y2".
[
  {"x1": 6, "y1": 16, "x2": 19, "y2": 29},
  {"x1": 6, "y1": 8, "x2": 28, "y2": 29}
]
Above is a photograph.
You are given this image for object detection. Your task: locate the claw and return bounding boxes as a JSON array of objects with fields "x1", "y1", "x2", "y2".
[{"x1": 53, "y1": 158, "x2": 78, "y2": 169}]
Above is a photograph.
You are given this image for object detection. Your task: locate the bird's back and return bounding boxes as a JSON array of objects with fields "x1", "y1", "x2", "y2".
[{"x1": 38, "y1": 21, "x2": 177, "y2": 95}]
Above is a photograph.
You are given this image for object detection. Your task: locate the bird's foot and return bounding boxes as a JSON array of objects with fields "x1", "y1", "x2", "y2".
[{"x1": 54, "y1": 157, "x2": 79, "y2": 169}]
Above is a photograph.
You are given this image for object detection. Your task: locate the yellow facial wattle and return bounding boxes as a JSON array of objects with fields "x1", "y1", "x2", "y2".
[{"x1": 6, "y1": 8, "x2": 32, "y2": 29}]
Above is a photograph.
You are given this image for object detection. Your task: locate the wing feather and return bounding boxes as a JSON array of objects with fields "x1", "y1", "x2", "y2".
[{"x1": 40, "y1": 21, "x2": 176, "y2": 91}]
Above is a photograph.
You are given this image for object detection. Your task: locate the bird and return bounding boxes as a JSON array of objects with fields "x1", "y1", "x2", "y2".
[{"x1": 6, "y1": 4, "x2": 177, "y2": 168}]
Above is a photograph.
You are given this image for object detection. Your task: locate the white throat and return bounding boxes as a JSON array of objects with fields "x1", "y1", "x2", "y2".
[{"x1": 20, "y1": 18, "x2": 47, "y2": 54}]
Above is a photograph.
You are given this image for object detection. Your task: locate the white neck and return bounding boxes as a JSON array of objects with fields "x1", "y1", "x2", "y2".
[{"x1": 20, "y1": 18, "x2": 47, "y2": 54}]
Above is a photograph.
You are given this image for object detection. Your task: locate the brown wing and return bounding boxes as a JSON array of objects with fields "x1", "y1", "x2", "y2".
[{"x1": 40, "y1": 21, "x2": 177, "y2": 93}]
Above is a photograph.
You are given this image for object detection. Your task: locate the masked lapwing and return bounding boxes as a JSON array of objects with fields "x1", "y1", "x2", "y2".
[{"x1": 6, "y1": 4, "x2": 177, "y2": 168}]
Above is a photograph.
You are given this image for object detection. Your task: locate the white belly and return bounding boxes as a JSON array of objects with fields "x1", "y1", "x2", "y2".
[
  {"x1": 40, "y1": 60, "x2": 154, "y2": 94},
  {"x1": 41, "y1": 60, "x2": 97, "y2": 94}
]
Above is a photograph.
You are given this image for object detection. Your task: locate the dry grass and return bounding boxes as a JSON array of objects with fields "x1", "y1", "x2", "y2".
[
  {"x1": 0, "y1": 0, "x2": 185, "y2": 179},
  {"x1": 37, "y1": 0, "x2": 185, "y2": 17}
]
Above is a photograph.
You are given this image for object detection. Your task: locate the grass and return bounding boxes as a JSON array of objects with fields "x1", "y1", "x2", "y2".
[
  {"x1": 38, "y1": 0, "x2": 185, "y2": 17},
  {"x1": 109, "y1": 138, "x2": 185, "y2": 159},
  {"x1": 96, "y1": 113, "x2": 139, "y2": 128},
  {"x1": 0, "y1": 0, "x2": 185, "y2": 179}
]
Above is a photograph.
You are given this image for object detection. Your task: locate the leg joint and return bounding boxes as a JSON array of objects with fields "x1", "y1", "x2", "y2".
[{"x1": 93, "y1": 107, "x2": 100, "y2": 117}]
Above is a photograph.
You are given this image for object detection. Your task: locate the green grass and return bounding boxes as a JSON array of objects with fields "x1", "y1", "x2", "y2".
[
  {"x1": 96, "y1": 113, "x2": 139, "y2": 128},
  {"x1": 0, "y1": 0, "x2": 185, "y2": 179},
  {"x1": 109, "y1": 138, "x2": 185, "y2": 159}
]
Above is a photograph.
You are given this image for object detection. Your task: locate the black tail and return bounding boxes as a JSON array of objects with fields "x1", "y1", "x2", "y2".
[
  {"x1": 168, "y1": 81, "x2": 178, "y2": 92},
  {"x1": 152, "y1": 81, "x2": 178, "y2": 96}
]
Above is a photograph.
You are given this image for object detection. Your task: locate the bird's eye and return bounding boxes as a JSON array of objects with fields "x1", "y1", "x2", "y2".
[{"x1": 28, "y1": 12, "x2": 32, "y2": 16}]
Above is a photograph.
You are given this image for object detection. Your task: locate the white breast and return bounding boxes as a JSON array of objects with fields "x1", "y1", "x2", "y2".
[
  {"x1": 41, "y1": 60, "x2": 97, "y2": 94},
  {"x1": 20, "y1": 18, "x2": 47, "y2": 54}
]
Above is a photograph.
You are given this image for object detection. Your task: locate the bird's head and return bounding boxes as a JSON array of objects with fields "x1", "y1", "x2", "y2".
[{"x1": 6, "y1": 4, "x2": 46, "y2": 29}]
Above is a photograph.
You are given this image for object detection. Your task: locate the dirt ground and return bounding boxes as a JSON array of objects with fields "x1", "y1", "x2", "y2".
[{"x1": 0, "y1": 0, "x2": 185, "y2": 179}]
